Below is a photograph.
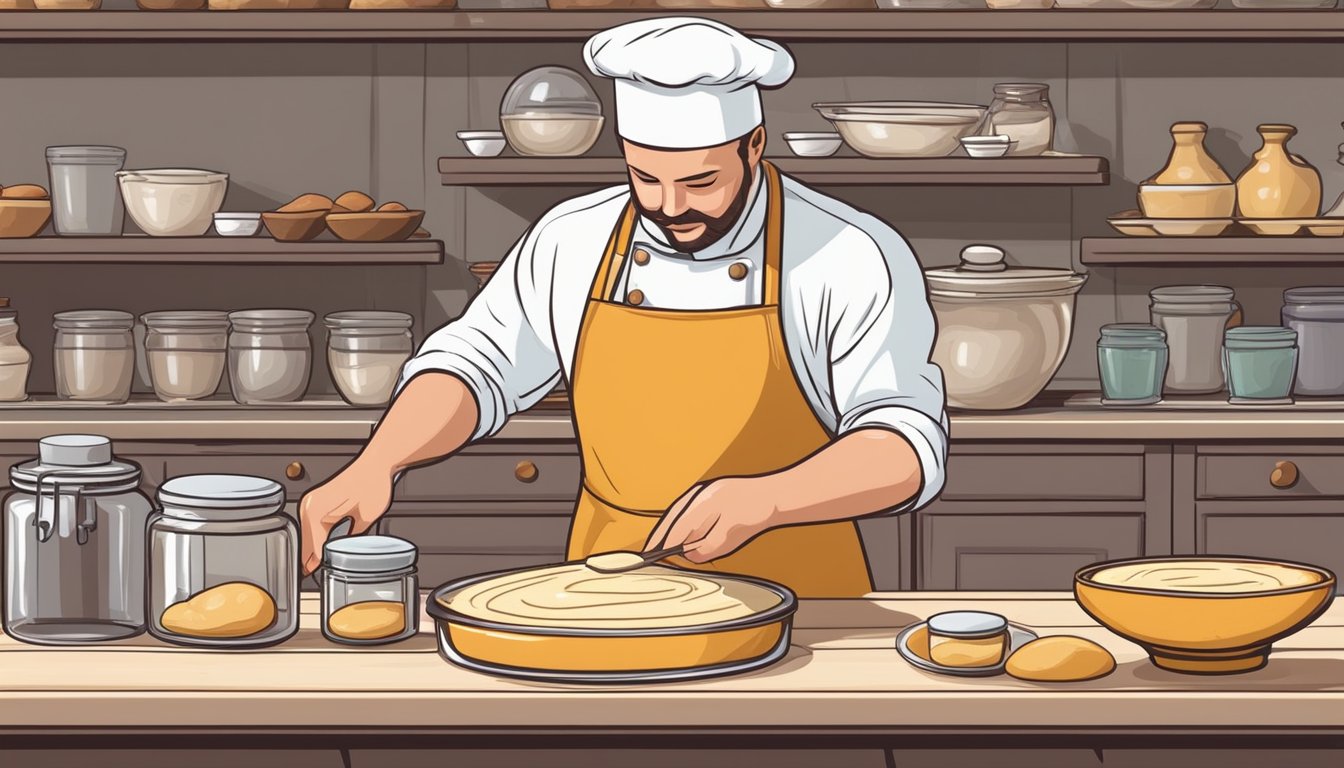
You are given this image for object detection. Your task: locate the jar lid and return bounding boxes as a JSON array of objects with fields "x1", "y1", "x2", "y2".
[
  {"x1": 324, "y1": 311, "x2": 413, "y2": 331},
  {"x1": 53, "y1": 309, "x2": 134, "y2": 331},
  {"x1": 9, "y1": 435, "x2": 141, "y2": 493},
  {"x1": 45, "y1": 145, "x2": 127, "y2": 161},
  {"x1": 925, "y1": 245, "x2": 1086, "y2": 298},
  {"x1": 228, "y1": 309, "x2": 315, "y2": 332},
  {"x1": 926, "y1": 611, "x2": 1007, "y2": 638},
  {"x1": 1101, "y1": 323, "x2": 1166, "y2": 341},
  {"x1": 142, "y1": 310, "x2": 231, "y2": 330},
  {"x1": 157, "y1": 474, "x2": 285, "y2": 520},
  {"x1": 1225, "y1": 326, "x2": 1297, "y2": 345},
  {"x1": 1284, "y1": 286, "x2": 1344, "y2": 305},
  {"x1": 992, "y1": 83, "x2": 1048, "y2": 98},
  {"x1": 323, "y1": 535, "x2": 418, "y2": 573},
  {"x1": 1150, "y1": 285, "x2": 1235, "y2": 304},
  {"x1": 501, "y1": 66, "x2": 602, "y2": 118}
]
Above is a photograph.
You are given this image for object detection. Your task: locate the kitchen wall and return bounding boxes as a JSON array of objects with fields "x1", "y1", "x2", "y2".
[{"x1": 3, "y1": 38, "x2": 1341, "y2": 395}]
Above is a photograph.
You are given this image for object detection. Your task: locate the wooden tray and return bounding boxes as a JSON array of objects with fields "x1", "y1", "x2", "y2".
[
  {"x1": 549, "y1": 0, "x2": 767, "y2": 8},
  {"x1": 209, "y1": 0, "x2": 346, "y2": 8},
  {"x1": 350, "y1": 0, "x2": 454, "y2": 7}
]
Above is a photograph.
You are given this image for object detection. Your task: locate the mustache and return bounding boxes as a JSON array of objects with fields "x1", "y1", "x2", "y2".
[{"x1": 639, "y1": 207, "x2": 717, "y2": 229}]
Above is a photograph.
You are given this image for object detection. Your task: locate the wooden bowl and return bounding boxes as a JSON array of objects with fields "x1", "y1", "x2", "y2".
[
  {"x1": 0, "y1": 200, "x2": 53, "y2": 239},
  {"x1": 325, "y1": 210, "x2": 425, "y2": 242},
  {"x1": 262, "y1": 210, "x2": 327, "y2": 242}
]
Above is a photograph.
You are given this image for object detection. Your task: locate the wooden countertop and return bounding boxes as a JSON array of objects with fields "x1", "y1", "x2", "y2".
[
  {"x1": 4, "y1": 394, "x2": 1344, "y2": 443},
  {"x1": 1, "y1": 592, "x2": 1341, "y2": 737}
]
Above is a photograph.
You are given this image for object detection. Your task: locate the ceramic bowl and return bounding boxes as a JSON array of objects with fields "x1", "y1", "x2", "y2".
[
  {"x1": 1139, "y1": 183, "x2": 1236, "y2": 219},
  {"x1": 0, "y1": 199, "x2": 53, "y2": 239},
  {"x1": 1240, "y1": 219, "x2": 1305, "y2": 237},
  {"x1": 326, "y1": 210, "x2": 425, "y2": 242},
  {"x1": 457, "y1": 130, "x2": 507, "y2": 158},
  {"x1": 501, "y1": 115, "x2": 603, "y2": 157},
  {"x1": 782, "y1": 132, "x2": 843, "y2": 157},
  {"x1": 1076, "y1": 556, "x2": 1335, "y2": 674},
  {"x1": 262, "y1": 209, "x2": 327, "y2": 242},
  {"x1": 118, "y1": 169, "x2": 228, "y2": 237},
  {"x1": 961, "y1": 135, "x2": 1018, "y2": 159},
  {"x1": 815, "y1": 102, "x2": 987, "y2": 158},
  {"x1": 213, "y1": 212, "x2": 262, "y2": 237}
]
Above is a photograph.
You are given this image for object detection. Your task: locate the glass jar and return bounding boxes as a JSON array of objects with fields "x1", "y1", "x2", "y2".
[
  {"x1": 0, "y1": 301, "x2": 32, "y2": 402},
  {"x1": 500, "y1": 66, "x2": 604, "y2": 157},
  {"x1": 143, "y1": 311, "x2": 229, "y2": 403},
  {"x1": 227, "y1": 309, "x2": 314, "y2": 404},
  {"x1": 321, "y1": 535, "x2": 419, "y2": 646},
  {"x1": 1281, "y1": 287, "x2": 1344, "y2": 397},
  {"x1": 1098, "y1": 324, "x2": 1168, "y2": 406},
  {"x1": 5, "y1": 435, "x2": 152, "y2": 644},
  {"x1": 927, "y1": 611, "x2": 1009, "y2": 669},
  {"x1": 149, "y1": 474, "x2": 299, "y2": 647},
  {"x1": 1224, "y1": 326, "x2": 1299, "y2": 405},
  {"x1": 53, "y1": 309, "x2": 136, "y2": 403},
  {"x1": 45, "y1": 145, "x2": 127, "y2": 236},
  {"x1": 324, "y1": 311, "x2": 414, "y2": 407},
  {"x1": 986, "y1": 83, "x2": 1054, "y2": 157},
  {"x1": 1149, "y1": 286, "x2": 1241, "y2": 395}
]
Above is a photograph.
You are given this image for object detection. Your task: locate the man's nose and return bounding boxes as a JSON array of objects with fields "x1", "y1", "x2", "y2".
[{"x1": 661, "y1": 183, "x2": 689, "y2": 218}]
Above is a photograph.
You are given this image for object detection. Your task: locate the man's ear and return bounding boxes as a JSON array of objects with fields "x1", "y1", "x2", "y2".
[{"x1": 748, "y1": 125, "x2": 767, "y2": 165}]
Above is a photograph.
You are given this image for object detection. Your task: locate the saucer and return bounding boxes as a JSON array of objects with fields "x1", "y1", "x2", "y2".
[
  {"x1": 896, "y1": 620, "x2": 1040, "y2": 677},
  {"x1": 1108, "y1": 211, "x2": 1232, "y2": 238}
]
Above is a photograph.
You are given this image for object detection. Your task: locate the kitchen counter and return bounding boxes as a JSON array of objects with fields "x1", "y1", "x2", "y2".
[
  {"x1": 6, "y1": 394, "x2": 1344, "y2": 443},
  {"x1": 2, "y1": 591, "x2": 1341, "y2": 750}
]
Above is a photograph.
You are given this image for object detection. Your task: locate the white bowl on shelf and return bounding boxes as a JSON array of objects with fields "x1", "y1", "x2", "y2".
[
  {"x1": 815, "y1": 101, "x2": 987, "y2": 158},
  {"x1": 213, "y1": 212, "x2": 262, "y2": 237},
  {"x1": 457, "y1": 130, "x2": 507, "y2": 158},
  {"x1": 117, "y1": 168, "x2": 228, "y2": 237},
  {"x1": 961, "y1": 135, "x2": 1018, "y2": 159},
  {"x1": 783, "y1": 132, "x2": 843, "y2": 157}
]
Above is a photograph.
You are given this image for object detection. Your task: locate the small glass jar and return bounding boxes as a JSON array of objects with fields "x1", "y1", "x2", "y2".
[
  {"x1": 148, "y1": 474, "x2": 299, "y2": 647},
  {"x1": 53, "y1": 309, "x2": 135, "y2": 403},
  {"x1": 927, "y1": 611, "x2": 1009, "y2": 669},
  {"x1": 1224, "y1": 326, "x2": 1299, "y2": 405},
  {"x1": 1281, "y1": 287, "x2": 1344, "y2": 397},
  {"x1": 0, "y1": 301, "x2": 32, "y2": 402},
  {"x1": 987, "y1": 83, "x2": 1055, "y2": 157},
  {"x1": 143, "y1": 311, "x2": 229, "y2": 403},
  {"x1": 1150, "y1": 285, "x2": 1241, "y2": 395},
  {"x1": 324, "y1": 311, "x2": 414, "y2": 407},
  {"x1": 321, "y1": 535, "x2": 419, "y2": 646},
  {"x1": 1098, "y1": 324, "x2": 1168, "y2": 406},
  {"x1": 227, "y1": 309, "x2": 314, "y2": 404}
]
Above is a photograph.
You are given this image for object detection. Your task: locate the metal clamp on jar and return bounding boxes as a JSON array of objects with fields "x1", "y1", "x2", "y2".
[
  {"x1": 321, "y1": 535, "x2": 419, "y2": 646},
  {"x1": 4, "y1": 435, "x2": 152, "y2": 644}
]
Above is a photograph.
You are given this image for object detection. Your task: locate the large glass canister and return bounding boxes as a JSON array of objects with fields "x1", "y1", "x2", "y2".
[
  {"x1": 149, "y1": 474, "x2": 299, "y2": 648},
  {"x1": 227, "y1": 309, "x2": 314, "y2": 404},
  {"x1": 1149, "y1": 285, "x2": 1241, "y2": 395},
  {"x1": 1281, "y1": 287, "x2": 1344, "y2": 397},
  {"x1": 986, "y1": 83, "x2": 1054, "y2": 157},
  {"x1": 324, "y1": 311, "x2": 413, "y2": 407},
  {"x1": 321, "y1": 535, "x2": 419, "y2": 646},
  {"x1": 500, "y1": 66, "x2": 605, "y2": 157},
  {"x1": 53, "y1": 309, "x2": 136, "y2": 404},
  {"x1": 45, "y1": 145, "x2": 127, "y2": 236},
  {"x1": 4, "y1": 435, "x2": 152, "y2": 644},
  {"x1": 1097, "y1": 324, "x2": 1168, "y2": 406},
  {"x1": 143, "y1": 311, "x2": 230, "y2": 402},
  {"x1": 1223, "y1": 326, "x2": 1299, "y2": 405}
]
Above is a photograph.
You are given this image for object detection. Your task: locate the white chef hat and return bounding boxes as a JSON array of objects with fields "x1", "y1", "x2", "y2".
[{"x1": 584, "y1": 17, "x2": 795, "y2": 150}]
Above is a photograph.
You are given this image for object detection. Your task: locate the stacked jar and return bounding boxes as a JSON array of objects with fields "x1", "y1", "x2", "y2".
[
  {"x1": 143, "y1": 311, "x2": 230, "y2": 402},
  {"x1": 1149, "y1": 285, "x2": 1241, "y2": 395},
  {"x1": 0, "y1": 299, "x2": 31, "y2": 402},
  {"x1": 227, "y1": 309, "x2": 314, "y2": 404},
  {"x1": 1281, "y1": 287, "x2": 1344, "y2": 398},
  {"x1": 324, "y1": 311, "x2": 413, "y2": 407},
  {"x1": 1097, "y1": 324, "x2": 1168, "y2": 406},
  {"x1": 53, "y1": 310, "x2": 136, "y2": 403},
  {"x1": 986, "y1": 84, "x2": 1055, "y2": 157}
]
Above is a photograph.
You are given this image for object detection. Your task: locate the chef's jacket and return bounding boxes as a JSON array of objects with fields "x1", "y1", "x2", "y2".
[{"x1": 398, "y1": 171, "x2": 950, "y2": 512}]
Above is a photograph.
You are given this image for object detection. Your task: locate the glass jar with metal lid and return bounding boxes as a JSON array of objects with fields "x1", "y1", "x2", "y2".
[
  {"x1": 324, "y1": 311, "x2": 414, "y2": 407},
  {"x1": 148, "y1": 474, "x2": 299, "y2": 647},
  {"x1": 53, "y1": 309, "x2": 136, "y2": 403},
  {"x1": 227, "y1": 309, "x2": 314, "y2": 404},
  {"x1": 927, "y1": 611, "x2": 1009, "y2": 668},
  {"x1": 986, "y1": 84, "x2": 1054, "y2": 157},
  {"x1": 1223, "y1": 326, "x2": 1299, "y2": 405},
  {"x1": 321, "y1": 535, "x2": 419, "y2": 646},
  {"x1": 4, "y1": 435, "x2": 152, "y2": 644},
  {"x1": 1281, "y1": 287, "x2": 1344, "y2": 397},
  {"x1": 1149, "y1": 285, "x2": 1241, "y2": 395},
  {"x1": 1098, "y1": 324, "x2": 1168, "y2": 406},
  {"x1": 143, "y1": 310, "x2": 229, "y2": 402}
]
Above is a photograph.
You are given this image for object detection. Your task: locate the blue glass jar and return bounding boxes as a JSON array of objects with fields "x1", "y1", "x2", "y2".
[
  {"x1": 1098, "y1": 324, "x2": 1168, "y2": 406},
  {"x1": 1223, "y1": 326, "x2": 1298, "y2": 405}
]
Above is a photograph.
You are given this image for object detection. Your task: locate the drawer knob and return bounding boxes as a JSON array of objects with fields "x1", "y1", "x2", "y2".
[
  {"x1": 515, "y1": 460, "x2": 539, "y2": 483},
  {"x1": 286, "y1": 461, "x2": 305, "y2": 481},
  {"x1": 1271, "y1": 460, "x2": 1299, "y2": 489}
]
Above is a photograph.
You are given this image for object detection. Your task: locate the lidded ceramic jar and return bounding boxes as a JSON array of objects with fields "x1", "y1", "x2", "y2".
[
  {"x1": 1149, "y1": 286, "x2": 1241, "y2": 395},
  {"x1": 986, "y1": 84, "x2": 1054, "y2": 157},
  {"x1": 1139, "y1": 122, "x2": 1236, "y2": 219},
  {"x1": 500, "y1": 66, "x2": 604, "y2": 157},
  {"x1": 1236, "y1": 124, "x2": 1322, "y2": 220},
  {"x1": 1281, "y1": 287, "x2": 1344, "y2": 397},
  {"x1": 925, "y1": 244, "x2": 1087, "y2": 411}
]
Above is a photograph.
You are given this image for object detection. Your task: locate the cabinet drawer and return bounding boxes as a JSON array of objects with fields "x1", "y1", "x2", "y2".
[
  {"x1": 379, "y1": 513, "x2": 571, "y2": 556},
  {"x1": 940, "y1": 452, "x2": 1145, "y2": 502},
  {"x1": 1198, "y1": 453, "x2": 1344, "y2": 500},
  {"x1": 398, "y1": 450, "x2": 581, "y2": 502},
  {"x1": 919, "y1": 514, "x2": 1145, "y2": 591},
  {"x1": 1197, "y1": 501, "x2": 1344, "y2": 577},
  {"x1": 163, "y1": 455, "x2": 354, "y2": 499}
]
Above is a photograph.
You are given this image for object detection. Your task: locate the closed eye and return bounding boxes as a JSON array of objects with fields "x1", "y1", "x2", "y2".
[{"x1": 685, "y1": 179, "x2": 716, "y2": 189}]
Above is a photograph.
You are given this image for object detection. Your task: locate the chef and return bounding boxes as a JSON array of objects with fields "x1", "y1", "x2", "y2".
[{"x1": 300, "y1": 17, "x2": 948, "y2": 598}]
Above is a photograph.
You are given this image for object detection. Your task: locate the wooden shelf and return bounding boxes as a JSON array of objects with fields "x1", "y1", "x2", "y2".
[
  {"x1": 1081, "y1": 237, "x2": 1344, "y2": 266},
  {"x1": 439, "y1": 155, "x2": 1110, "y2": 187},
  {"x1": 0, "y1": 237, "x2": 445, "y2": 265},
  {"x1": 5, "y1": 11, "x2": 1344, "y2": 43}
]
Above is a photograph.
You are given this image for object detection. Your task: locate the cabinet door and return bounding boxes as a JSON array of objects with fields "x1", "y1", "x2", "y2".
[{"x1": 1195, "y1": 500, "x2": 1344, "y2": 576}]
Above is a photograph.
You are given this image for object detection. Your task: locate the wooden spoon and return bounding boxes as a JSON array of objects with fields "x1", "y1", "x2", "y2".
[{"x1": 585, "y1": 545, "x2": 685, "y2": 574}]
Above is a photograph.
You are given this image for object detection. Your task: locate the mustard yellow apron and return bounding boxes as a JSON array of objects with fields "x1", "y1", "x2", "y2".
[{"x1": 565, "y1": 161, "x2": 873, "y2": 598}]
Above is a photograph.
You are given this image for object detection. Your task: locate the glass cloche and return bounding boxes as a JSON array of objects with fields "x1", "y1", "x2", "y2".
[{"x1": 500, "y1": 66, "x2": 605, "y2": 157}]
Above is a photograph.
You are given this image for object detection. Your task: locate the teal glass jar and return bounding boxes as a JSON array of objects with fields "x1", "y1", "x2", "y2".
[
  {"x1": 1223, "y1": 326, "x2": 1298, "y2": 405},
  {"x1": 1098, "y1": 324, "x2": 1168, "y2": 406}
]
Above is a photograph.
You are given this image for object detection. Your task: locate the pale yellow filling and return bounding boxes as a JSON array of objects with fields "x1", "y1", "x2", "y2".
[
  {"x1": 441, "y1": 563, "x2": 782, "y2": 630},
  {"x1": 1090, "y1": 560, "x2": 1321, "y2": 593},
  {"x1": 929, "y1": 634, "x2": 1006, "y2": 668}
]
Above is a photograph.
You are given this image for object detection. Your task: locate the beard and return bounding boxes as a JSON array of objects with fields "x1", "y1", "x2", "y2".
[{"x1": 632, "y1": 158, "x2": 755, "y2": 254}]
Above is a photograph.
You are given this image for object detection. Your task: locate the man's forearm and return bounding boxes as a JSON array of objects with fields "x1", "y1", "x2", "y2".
[
  {"x1": 763, "y1": 428, "x2": 923, "y2": 527},
  {"x1": 354, "y1": 372, "x2": 481, "y2": 479}
]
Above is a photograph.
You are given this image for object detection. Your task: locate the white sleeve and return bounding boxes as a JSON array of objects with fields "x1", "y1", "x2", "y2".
[
  {"x1": 826, "y1": 227, "x2": 949, "y2": 513},
  {"x1": 395, "y1": 219, "x2": 562, "y2": 443}
]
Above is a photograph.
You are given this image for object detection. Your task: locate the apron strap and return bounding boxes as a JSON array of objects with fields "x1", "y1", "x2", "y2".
[{"x1": 590, "y1": 160, "x2": 785, "y2": 305}]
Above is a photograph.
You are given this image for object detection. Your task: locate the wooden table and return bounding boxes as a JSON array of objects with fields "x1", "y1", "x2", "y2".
[{"x1": 2, "y1": 593, "x2": 1342, "y2": 767}]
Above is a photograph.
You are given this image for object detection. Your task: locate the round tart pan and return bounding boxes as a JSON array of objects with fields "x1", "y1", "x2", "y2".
[{"x1": 426, "y1": 565, "x2": 798, "y2": 684}]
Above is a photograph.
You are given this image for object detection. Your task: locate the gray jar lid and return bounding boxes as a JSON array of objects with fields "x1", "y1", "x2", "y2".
[
  {"x1": 53, "y1": 309, "x2": 134, "y2": 331},
  {"x1": 1225, "y1": 326, "x2": 1298, "y2": 346},
  {"x1": 228, "y1": 309, "x2": 315, "y2": 332},
  {"x1": 142, "y1": 310, "x2": 231, "y2": 331},
  {"x1": 1100, "y1": 323, "x2": 1167, "y2": 341},
  {"x1": 1150, "y1": 285, "x2": 1235, "y2": 304},
  {"x1": 927, "y1": 610, "x2": 1007, "y2": 638},
  {"x1": 324, "y1": 311, "x2": 414, "y2": 331},
  {"x1": 1284, "y1": 287, "x2": 1344, "y2": 305},
  {"x1": 157, "y1": 474, "x2": 285, "y2": 520},
  {"x1": 9, "y1": 435, "x2": 141, "y2": 492},
  {"x1": 323, "y1": 535, "x2": 418, "y2": 573},
  {"x1": 45, "y1": 145, "x2": 127, "y2": 162}
]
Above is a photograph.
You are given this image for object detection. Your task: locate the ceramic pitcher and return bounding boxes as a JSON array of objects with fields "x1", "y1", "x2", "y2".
[
  {"x1": 1150, "y1": 122, "x2": 1232, "y2": 185},
  {"x1": 1235, "y1": 124, "x2": 1322, "y2": 219}
]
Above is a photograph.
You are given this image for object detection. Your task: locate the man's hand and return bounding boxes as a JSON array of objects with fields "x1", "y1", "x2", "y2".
[
  {"x1": 298, "y1": 460, "x2": 395, "y2": 575},
  {"x1": 643, "y1": 478, "x2": 778, "y2": 563}
]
